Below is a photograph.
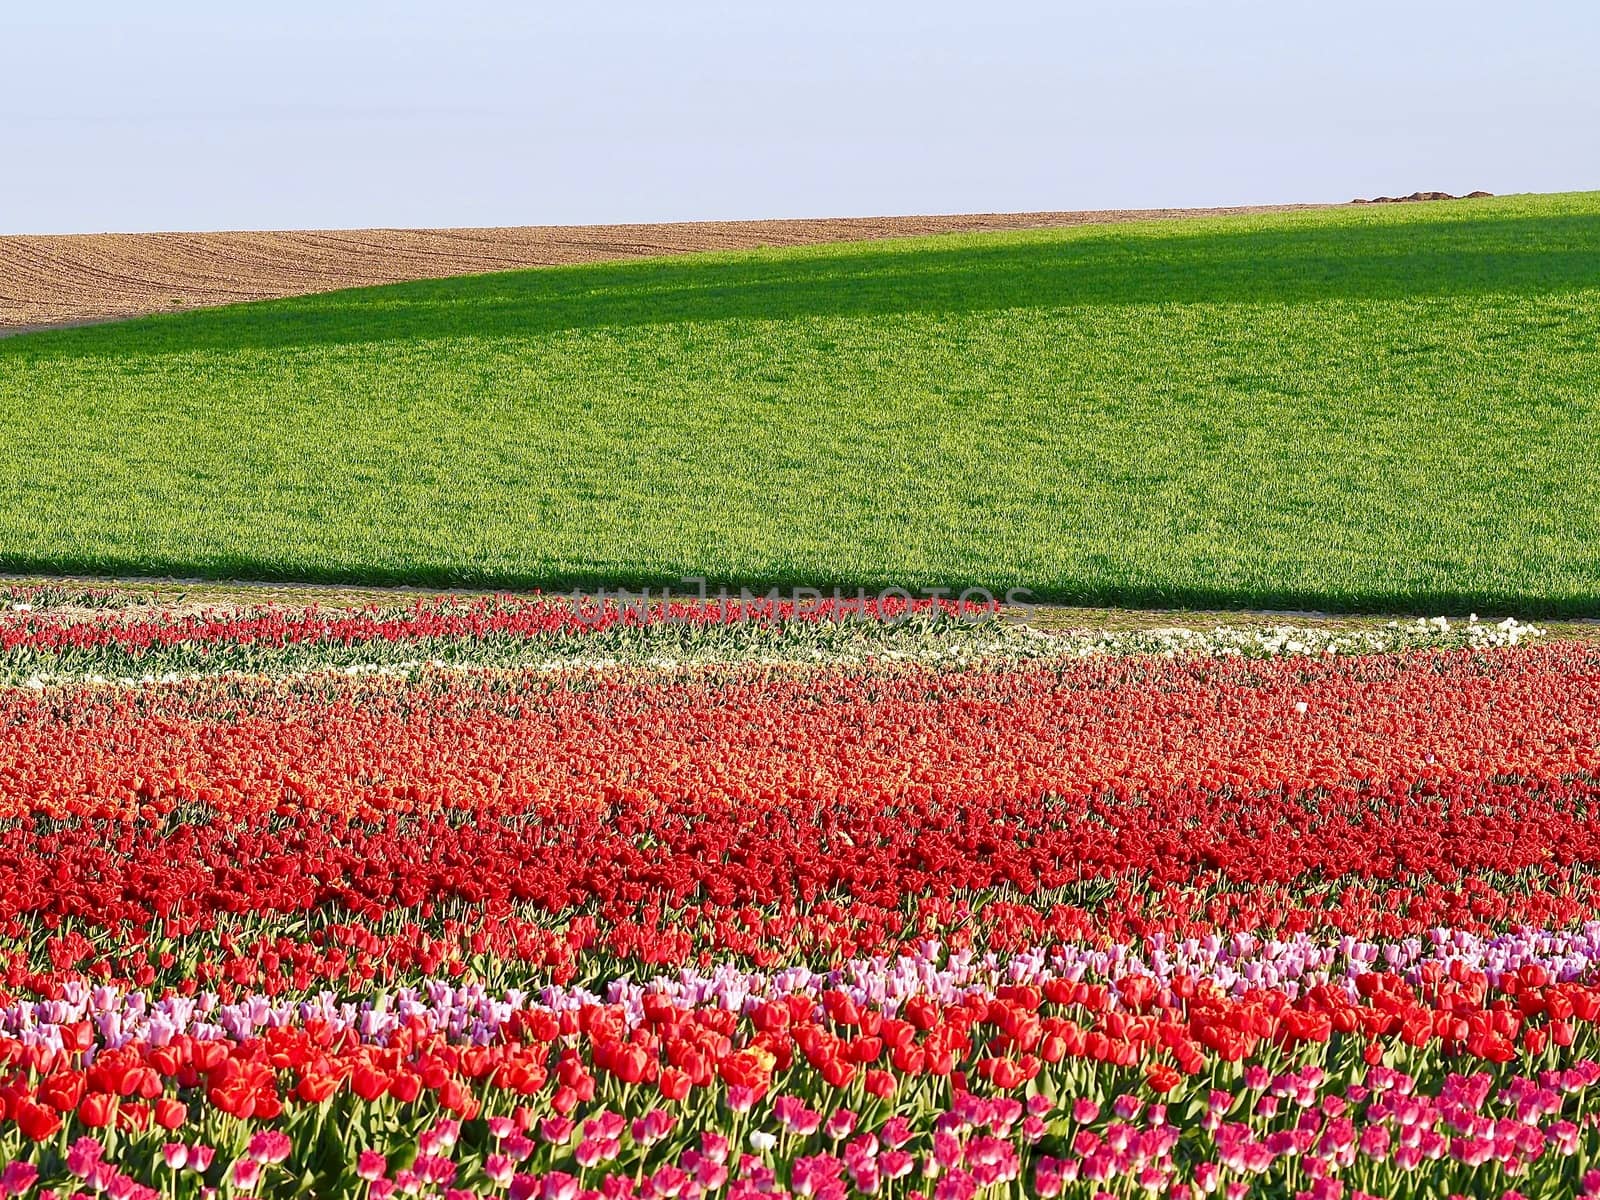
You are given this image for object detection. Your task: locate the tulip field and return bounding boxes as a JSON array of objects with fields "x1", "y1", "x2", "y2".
[{"x1": 0, "y1": 588, "x2": 1597, "y2": 1200}]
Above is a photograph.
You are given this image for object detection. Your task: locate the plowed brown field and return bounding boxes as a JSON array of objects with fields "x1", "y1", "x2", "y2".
[{"x1": 0, "y1": 204, "x2": 1331, "y2": 333}]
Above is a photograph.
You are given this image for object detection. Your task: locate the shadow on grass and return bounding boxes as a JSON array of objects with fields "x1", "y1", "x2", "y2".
[
  {"x1": 7, "y1": 211, "x2": 1600, "y2": 359},
  {"x1": 2, "y1": 552, "x2": 1597, "y2": 618}
]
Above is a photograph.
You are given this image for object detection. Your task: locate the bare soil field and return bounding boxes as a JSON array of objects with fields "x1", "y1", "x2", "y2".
[{"x1": 0, "y1": 203, "x2": 1333, "y2": 333}]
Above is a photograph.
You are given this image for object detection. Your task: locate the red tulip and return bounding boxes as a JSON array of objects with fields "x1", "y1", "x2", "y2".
[{"x1": 15, "y1": 1098, "x2": 62, "y2": 1141}]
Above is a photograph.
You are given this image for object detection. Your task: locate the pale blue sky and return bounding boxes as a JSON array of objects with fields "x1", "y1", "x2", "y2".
[{"x1": 5, "y1": 0, "x2": 1597, "y2": 234}]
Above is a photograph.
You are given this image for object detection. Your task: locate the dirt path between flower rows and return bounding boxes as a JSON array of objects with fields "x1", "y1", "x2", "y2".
[{"x1": 0, "y1": 203, "x2": 1340, "y2": 334}]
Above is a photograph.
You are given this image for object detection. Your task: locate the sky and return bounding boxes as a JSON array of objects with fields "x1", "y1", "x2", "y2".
[{"x1": 4, "y1": 0, "x2": 1598, "y2": 235}]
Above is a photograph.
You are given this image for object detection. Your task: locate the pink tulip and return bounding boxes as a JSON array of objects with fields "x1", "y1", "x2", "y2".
[
  {"x1": 773, "y1": 1096, "x2": 822, "y2": 1137},
  {"x1": 232, "y1": 1160, "x2": 263, "y2": 1192},
  {"x1": 878, "y1": 1152, "x2": 914, "y2": 1181},
  {"x1": 880, "y1": 1119, "x2": 913, "y2": 1149},
  {"x1": 483, "y1": 1156, "x2": 516, "y2": 1187},
  {"x1": 575, "y1": 1139, "x2": 611, "y2": 1169},
  {"x1": 540, "y1": 1118, "x2": 576, "y2": 1146},
  {"x1": 248, "y1": 1131, "x2": 291, "y2": 1165},
  {"x1": 824, "y1": 1110, "x2": 857, "y2": 1140},
  {"x1": 700, "y1": 1132, "x2": 730, "y2": 1166},
  {"x1": 632, "y1": 1110, "x2": 677, "y2": 1146},
  {"x1": 726, "y1": 1085, "x2": 761, "y2": 1114},
  {"x1": 66, "y1": 1139, "x2": 105, "y2": 1179},
  {"x1": 1, "y1": 1163, "x2": 39, "y2": 1197}
]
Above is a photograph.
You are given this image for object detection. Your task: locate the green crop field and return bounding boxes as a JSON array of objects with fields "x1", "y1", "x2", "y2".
[{"x1": 3, "y1": 192, "x2": 1599, "y2": 612}]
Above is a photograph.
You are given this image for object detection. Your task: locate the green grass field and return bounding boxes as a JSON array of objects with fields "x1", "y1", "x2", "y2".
[{"x1": 3, "y1": 193, "x2": 1599, "y2": 612}]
